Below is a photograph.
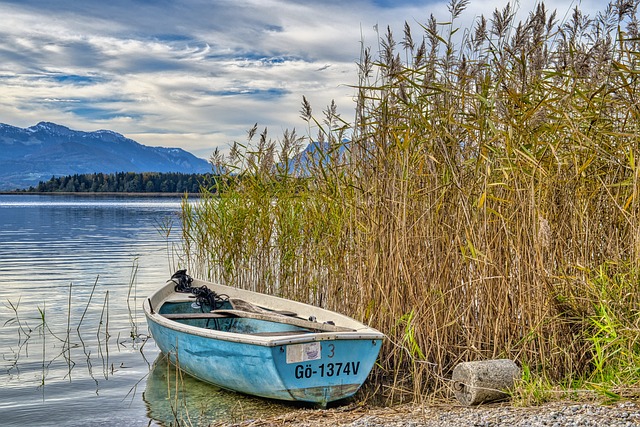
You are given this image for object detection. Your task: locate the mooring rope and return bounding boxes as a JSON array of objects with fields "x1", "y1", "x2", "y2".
[{"x1": 171, "y1": 269, "x2": 229, "y2": 311}]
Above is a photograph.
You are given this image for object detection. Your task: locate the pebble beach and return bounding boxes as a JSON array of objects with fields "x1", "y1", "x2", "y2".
[{"x1": 216, "y1": 401, "x2": 640, "y2": 426}]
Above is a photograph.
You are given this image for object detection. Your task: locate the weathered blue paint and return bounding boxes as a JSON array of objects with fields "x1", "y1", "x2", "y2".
[
  {"x1": 148, "y1": 319, "x2": 289, "y2": 400},
  {"x1": 144, "y1": 274, "x2": 385, "y2": 405},
  {"x1": 274, "y1": 339, "x2": 382, "y2": 403},
  {"x1": 147, "y1": 315, "x2": 382, "y2": 404}
]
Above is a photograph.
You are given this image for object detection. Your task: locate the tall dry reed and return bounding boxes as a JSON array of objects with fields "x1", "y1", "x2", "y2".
[{"x1": 182, "y1": 0, "x2": 640, "y2": 402}]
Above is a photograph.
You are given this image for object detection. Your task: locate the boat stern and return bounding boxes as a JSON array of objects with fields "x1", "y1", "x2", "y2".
[{"x1": 272, "y1": 336, "x2": 382, "y2": 405}]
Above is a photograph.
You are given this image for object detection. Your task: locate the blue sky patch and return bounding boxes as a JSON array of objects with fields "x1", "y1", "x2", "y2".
[
  {"x1": 65, "y1": 105, "x2": 140, "y2": 121},
  {"x1": 151, "y1": 33, "x2": 194, "y2": 42},
  {"x1": 209, "y1": 88, "x2": 289, "y2": 99},
  {"x1": 49, "y1": 74, "x2": 100, "y2": 85}
]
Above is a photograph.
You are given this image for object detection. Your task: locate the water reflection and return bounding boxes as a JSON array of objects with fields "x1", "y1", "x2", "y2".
[
  {"x1": 0, "y1": 194, "x2": 181, "y2": 285},
  {"x1": 0, "y1": 195, "x2": 178, "y2": 426},
  {"x1": 0, "y1": 195, "x2": 304, "y2": 426},
  {"x1": 144, "y1": 354, "x2": 296, "y2": 426}
]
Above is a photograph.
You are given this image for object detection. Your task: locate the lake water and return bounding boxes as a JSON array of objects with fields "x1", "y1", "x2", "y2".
[{"x1": 0, "y1": 194, "x2": 294, "y2": 426}]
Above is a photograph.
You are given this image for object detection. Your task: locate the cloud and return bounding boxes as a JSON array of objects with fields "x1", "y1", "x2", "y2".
[{"x1": 0, "y1": 0, "x2": 605, "y2": 159}]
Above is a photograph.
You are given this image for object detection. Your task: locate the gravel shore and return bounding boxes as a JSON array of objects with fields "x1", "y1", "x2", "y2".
[{"x1": 223, "y1": 401, "x2": 640, "y2": 426}]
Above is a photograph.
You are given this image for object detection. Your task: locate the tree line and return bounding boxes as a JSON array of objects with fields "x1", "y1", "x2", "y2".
[{"x1": 22, "y1": 172, "x2": 215, "y2": 193}]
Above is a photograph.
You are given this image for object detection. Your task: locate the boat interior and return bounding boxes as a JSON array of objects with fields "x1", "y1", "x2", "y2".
[{"x1": 158, "y1": 297, "x2": 353, "y2": 336}]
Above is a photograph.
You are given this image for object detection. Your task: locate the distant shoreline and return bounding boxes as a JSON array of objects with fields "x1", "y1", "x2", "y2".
[{"x1": 0, "y1": 192, "x2": 202, "y2": 197}]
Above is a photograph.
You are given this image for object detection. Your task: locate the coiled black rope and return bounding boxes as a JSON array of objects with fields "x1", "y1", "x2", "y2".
[{"x1": 171, "y1": 270, "x2": 228, "y2": 311}]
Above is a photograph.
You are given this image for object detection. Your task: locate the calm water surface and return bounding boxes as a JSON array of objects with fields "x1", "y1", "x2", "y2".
[{"x1": 0, "y1": 194, "x2": 294, "y2": 426}]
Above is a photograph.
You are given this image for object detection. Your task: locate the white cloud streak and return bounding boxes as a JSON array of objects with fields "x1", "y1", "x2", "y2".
[{"x1": 0, "y1": 0, "x2": 603, "y2": 159}]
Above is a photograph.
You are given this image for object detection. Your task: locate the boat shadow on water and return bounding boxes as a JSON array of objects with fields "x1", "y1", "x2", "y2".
[{"x1": 143, "y1": 353, "x2": 303, "y2": 426}]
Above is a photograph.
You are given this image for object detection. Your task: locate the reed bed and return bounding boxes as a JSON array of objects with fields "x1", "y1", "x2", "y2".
[{"x1": 181, "y1": 0, "x2": 640, "y2": 403}]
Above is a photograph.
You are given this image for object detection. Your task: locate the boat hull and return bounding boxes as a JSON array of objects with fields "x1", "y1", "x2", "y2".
[
  {"x1": 144, "y1": 274, "x2": 384, "y2": 405},
  {"x1": 147, "y1": 317, "x2": 381, "y2": 403}
]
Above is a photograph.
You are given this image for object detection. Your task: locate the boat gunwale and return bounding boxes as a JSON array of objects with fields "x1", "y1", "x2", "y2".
[{"x1": 144, "y1": 278, "x2": 385, "y2": 348}]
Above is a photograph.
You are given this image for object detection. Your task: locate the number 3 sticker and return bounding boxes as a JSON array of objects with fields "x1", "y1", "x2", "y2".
[{"x1": 327, "y1": 343, "x2": 335, "y2": 358}]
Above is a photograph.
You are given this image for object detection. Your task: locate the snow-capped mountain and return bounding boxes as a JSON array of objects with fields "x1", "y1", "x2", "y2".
[{"x1": 0, "y1": 122, "x2": 211, "y2": 190}]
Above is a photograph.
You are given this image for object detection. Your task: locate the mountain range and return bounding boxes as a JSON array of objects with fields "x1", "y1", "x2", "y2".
[{"x1": 0, "y1": 122, "x2": 212, "y2": 190}]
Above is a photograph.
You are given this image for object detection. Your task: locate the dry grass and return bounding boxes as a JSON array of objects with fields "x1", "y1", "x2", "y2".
[{"x1": 181, "y1": 0, "x2": 640, "y2": 403}]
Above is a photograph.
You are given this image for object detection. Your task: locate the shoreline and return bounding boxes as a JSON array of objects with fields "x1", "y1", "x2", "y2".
[
  {"x1": 0, "y1": 191, "x2": 201, "y2": 197},
  {"x1": 224, "y1": 400, "x2": 640, "y2": 427}
]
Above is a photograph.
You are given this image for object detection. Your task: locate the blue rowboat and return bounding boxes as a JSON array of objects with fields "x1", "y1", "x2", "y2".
[{"x1": 143, "y1": 270, "x2": 384, "y2": 406}]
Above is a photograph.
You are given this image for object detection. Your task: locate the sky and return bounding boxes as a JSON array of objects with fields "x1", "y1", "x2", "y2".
[{"x1": 0, "y1": 0, "x2": 601, "y2": 160}]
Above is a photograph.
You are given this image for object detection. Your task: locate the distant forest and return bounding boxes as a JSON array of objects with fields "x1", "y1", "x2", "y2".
[{"x1": 22, "y1": 172, "x2": 215, "y2": 193}]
